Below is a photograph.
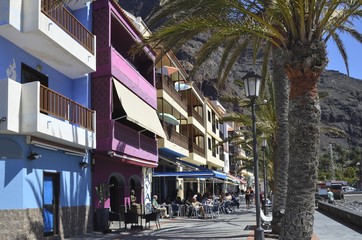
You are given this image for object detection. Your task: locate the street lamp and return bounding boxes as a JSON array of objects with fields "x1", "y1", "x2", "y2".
[
  {"x1": 242, "y1": 71, "x2": 264, "y2": 240},
  {"x1": 261, "y1": 136, "x2": 268, "y2": 216}
]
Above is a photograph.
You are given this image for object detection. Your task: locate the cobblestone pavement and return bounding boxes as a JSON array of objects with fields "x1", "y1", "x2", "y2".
[
  {"x1": 70, "y1": 204, "x2": 269, "y2": 240},
  {"x1": 70, "y1": 201, "x2": 362, "y2": 240}
]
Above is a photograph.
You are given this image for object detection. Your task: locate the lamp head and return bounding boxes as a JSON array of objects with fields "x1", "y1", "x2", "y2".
[
  {"x1": 28, "y1": 152, "x2": 41, "y2": 160},
  {"x1": 261, "y1": 138, "x2": 268, "y2": 148},
  {"x1": 79, "y1": 161, "x2": 89, "y2": 168},
  {"x1": 242, "y1": 71, "x2": 261, "y2": 99}
]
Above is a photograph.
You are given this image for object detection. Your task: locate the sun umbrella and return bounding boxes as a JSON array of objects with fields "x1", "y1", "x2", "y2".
[
  {"x1": 158, "y1": 113, "x2": 180, "y2": 125},
  {"x1": 174, "y1": 82, "x2": 192, "y2": 91},
  {"x1": 156, "y1": 66, "x2": 179, "y2": 76}
]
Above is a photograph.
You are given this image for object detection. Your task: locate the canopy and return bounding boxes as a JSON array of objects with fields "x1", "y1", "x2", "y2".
[
  {"x1": 154, "y1": 158, "x2": 227, "y2": 180},
  {"x1": 113, "y1": 79, "x2": 166, "y2": 138},
  {"x1": 174, "y1": 82, "x2": 192, "y2": 91},
  {"x1": 153, "y1": 170, "x2": 226, "y2": 180},
  {"x1": 158, "y1": 113, "x2": 179, "y2": 125},
  {"x1": 156, "y1": 66, "x2": 179, "y2": 76},
  {"x1": 227, "y1": 174, "x2": 247, "y2": 184}
]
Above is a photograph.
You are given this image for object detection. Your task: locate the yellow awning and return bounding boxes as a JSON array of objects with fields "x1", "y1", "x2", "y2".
[{"x1": 113, "y1": 79, "x2": 166, "y2": 139}]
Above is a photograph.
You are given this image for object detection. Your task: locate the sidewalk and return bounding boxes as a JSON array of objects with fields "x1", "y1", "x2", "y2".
[{"x1": 69, "y1": 203, "x2": 362, "y2": 240}]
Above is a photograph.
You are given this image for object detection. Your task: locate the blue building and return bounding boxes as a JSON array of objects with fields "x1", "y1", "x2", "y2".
[{"x1": 0, "y1": 0, "x2": 96, "y2": 238}]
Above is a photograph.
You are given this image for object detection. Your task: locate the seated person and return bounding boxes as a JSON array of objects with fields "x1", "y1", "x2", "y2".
[
  {"x1": 191, "y1": 196, "x2": 206, "y2": 219},
  {"x1": 152, "y1": 195, "x2": 169, "y2": 218},
  {"x1": 173, "y1": 196, "x2": 183, "y2": 205},
  {"x1": 202, "y1": 193, "x2": 212, "y2": 205}
]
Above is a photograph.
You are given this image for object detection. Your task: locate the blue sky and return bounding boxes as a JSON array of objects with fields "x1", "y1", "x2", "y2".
[{"x1": 326, "y1": 20, "x2": 362, "y2": 80}]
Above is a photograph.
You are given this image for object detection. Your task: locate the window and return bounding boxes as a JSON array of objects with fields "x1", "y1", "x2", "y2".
[
  {"x1": 208, "y1": 138, "x2": 211, "y2": 150},
  {"x1": 207, "y1": 110, "x2": 211, "y2": 122}
]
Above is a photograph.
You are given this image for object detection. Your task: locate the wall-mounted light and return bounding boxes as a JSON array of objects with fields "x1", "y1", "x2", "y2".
[
  {"x1": 28, "y1": 152, "x2": 41, "y2": 160},
  {"x1": 79, "y1": 161, "x2": 89, "y2": 169},
  {"x1": 36, "y1": 64, "x2": 42, "y2": 72}
]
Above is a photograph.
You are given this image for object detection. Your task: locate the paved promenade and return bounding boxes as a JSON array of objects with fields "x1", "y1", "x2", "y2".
[{"x1": 70, "y1": 203, "x2": 362, "y2": 240}]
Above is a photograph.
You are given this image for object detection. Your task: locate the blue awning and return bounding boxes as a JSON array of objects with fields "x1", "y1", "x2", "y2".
[
  {"x1": 153, "y1": 170, "x2": 226, "y2": 180},
  {"x1": 155, "y1": 156, "x2": 227, "y2": 180},
  {"x1": 153, "y1": 171, "x2": 215, "y2": 178},
  {"x1": 213, "y1": 171, "x2": 227, "y2": 180}
]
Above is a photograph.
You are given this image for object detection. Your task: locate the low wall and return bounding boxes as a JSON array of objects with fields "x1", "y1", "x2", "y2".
[{"x1": 317, "y1": 201, "x2": 362, "y2": 229}]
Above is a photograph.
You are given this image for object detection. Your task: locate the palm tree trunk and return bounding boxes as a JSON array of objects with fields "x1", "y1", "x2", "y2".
[
  {"x1": 271, "y1": 47, "x2": 289, "y2": 234},
  {"x1": 280, "y1": 71, "x2": 320, "y2": 240}
]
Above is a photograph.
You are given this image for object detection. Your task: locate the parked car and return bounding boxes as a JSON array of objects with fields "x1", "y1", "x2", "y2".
[{"x1": 342, "y1": 186, "x2": 356, "y2": 192}]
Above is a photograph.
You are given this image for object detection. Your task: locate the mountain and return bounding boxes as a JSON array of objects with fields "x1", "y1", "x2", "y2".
[{"x1": 119, "y1": 0, "x2": 362, "y2": 154}]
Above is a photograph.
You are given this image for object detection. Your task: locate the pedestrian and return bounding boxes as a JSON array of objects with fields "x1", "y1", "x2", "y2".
[
  {"x1": 245, "y1": 187, "x2": 251, "y2": 209},
  {"x1": 327, "y1": 188, "x2": 334, "y2": 204}
]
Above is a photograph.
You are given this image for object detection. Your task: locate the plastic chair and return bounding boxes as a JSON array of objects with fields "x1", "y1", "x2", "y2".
[
  {"x1": 190, "y1": 206, "x2": 200, "y2": 218},
  {"x1": 211, "y1": 203, "x2": 221, "y2": 219},
  {"x1": 203, "y1": 204, "x2": 212, "y2": 218},
  {"x1": 170, "y1": 203, "x2": 180, "y2": 218}
]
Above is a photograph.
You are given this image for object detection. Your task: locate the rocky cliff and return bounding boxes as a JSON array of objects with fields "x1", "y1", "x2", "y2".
[{"x1": 119, "y1": 0, "x2": 362, "y2": 153}]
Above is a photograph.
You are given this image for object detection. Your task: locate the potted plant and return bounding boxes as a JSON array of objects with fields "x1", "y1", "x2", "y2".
[{"x1": 95, "y1": 182, "x2": 112, "y2": 232}]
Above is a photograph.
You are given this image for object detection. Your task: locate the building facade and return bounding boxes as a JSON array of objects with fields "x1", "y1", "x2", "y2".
[
  {"x1": 91, "y1": 0, "x2": 165, "y2": 218},
  {"x1": 0, "y1": 0, "x2": 96, "y2": 238}
]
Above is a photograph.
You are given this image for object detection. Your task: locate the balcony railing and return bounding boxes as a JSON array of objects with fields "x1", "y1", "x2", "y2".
[
  {"x1": 163, "y1": 124, "x2": 188, "y2": 150},
  {"x1": 188, "y1": 106, "x2": 204, "y2": 125},
  {"x1": 189, "y1": 141, "x2": 205, "y2": 157},
  {"x1": 41, "y1": 0, "x2": 94, "y2": 53},
  {"x1": 114, "y1": 121, "x2": 157, "y2": 155},
  {"x1": 40, "y1": 85, "x2": 94, "y2": 131},
  {"x1": 156, "y1": 75, "x2": 188, "y2": 111}
]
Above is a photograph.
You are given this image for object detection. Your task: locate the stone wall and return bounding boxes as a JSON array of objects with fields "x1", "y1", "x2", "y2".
[
  {"x1": 60, "y1": 205, "x2": 93, "y2": 238},
  {"x1": 0, "y1": 205, "x2": 92, "y2": 239},
  {"x1": 0, "y1": 208, "x2": 43, "y2": 240},
  {"x1": 317, "y1": 201, "x2": 362, "y2": 229}
]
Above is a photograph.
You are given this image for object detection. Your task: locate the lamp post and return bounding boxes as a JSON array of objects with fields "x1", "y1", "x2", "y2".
[
  {"x1": 261, "y1": 137, "x2": 268, "y2": 216},
  {"x1": 242, "y1": 71, "x2": 264, "y2": 240}
]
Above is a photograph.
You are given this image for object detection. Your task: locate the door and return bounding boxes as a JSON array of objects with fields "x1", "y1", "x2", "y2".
[
  {"x1": 109, "y1": 176, "x2": 119, "y2": 212},
  {"x1": 21, "y1": 63, "x2": 48, "y2": 86},
  {"x1": 43, "y1": 172, "x2": 59, "y2": 236}
]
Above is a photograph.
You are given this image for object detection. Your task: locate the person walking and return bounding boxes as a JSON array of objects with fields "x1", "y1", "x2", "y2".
[
  {"x1": 327, "y1": 188, "x2": 334, "y2": 204},
  {"x1": 245, "y1": 187, "x2": 251, "y2": 209}
]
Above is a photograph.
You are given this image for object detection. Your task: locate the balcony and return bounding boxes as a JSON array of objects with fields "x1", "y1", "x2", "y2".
[
  {"x1": 158, "y1": 124, "x2": 189, "y2": 157},
  {"x1": 41, "y1": 0, "x2": 94, "y2": 53},
  {"x1": 189, "y1": 142, "x2": 205, "y2": 158},
  {"x1": 0, "y1": 79, "x2": 96, "y2": 149},
  {"x1": 0, "y1": 0, "x2": 96, "y2": 78},
  {"x1": 156, "y1": 75, "x2": 188, "y2": 111},
  {"x1": 188, "y1": 105, "x2": 204, "y2": 125},
  {"x1": 40, "y1": 85, "x2": 94, "y2": 131},
  {"x1": 95, "y1": 120, "x2": 158, "y2": 162},
  {"x1": 107, "y1": 47, "x2": 157, "y2": 108}
]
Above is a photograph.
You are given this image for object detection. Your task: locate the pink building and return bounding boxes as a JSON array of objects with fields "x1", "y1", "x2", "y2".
[{"x1": 91, "y1": 0, "x2": 165, "y2": 218}]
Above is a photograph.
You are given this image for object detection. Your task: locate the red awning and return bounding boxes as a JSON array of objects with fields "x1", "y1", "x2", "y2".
[{"x1": 227, "y1": 174, "x2": 247, "y2": 184}]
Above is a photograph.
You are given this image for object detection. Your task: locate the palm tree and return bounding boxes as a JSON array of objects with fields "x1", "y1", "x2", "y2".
[
  {"x1": 141, "y1": 0, "x2": 362, "y2": 238},
  {"x1": 144, "y1": 2, "x2": 291, "y2": 234}
]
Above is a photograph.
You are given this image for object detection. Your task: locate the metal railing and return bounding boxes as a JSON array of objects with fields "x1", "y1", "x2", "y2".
[
  {"x1": 41, "y1": 0, "x2": 94, "y2": 53},
  {"x1": 40, "y1": 85, "x2": 94, "y2": 131}
]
